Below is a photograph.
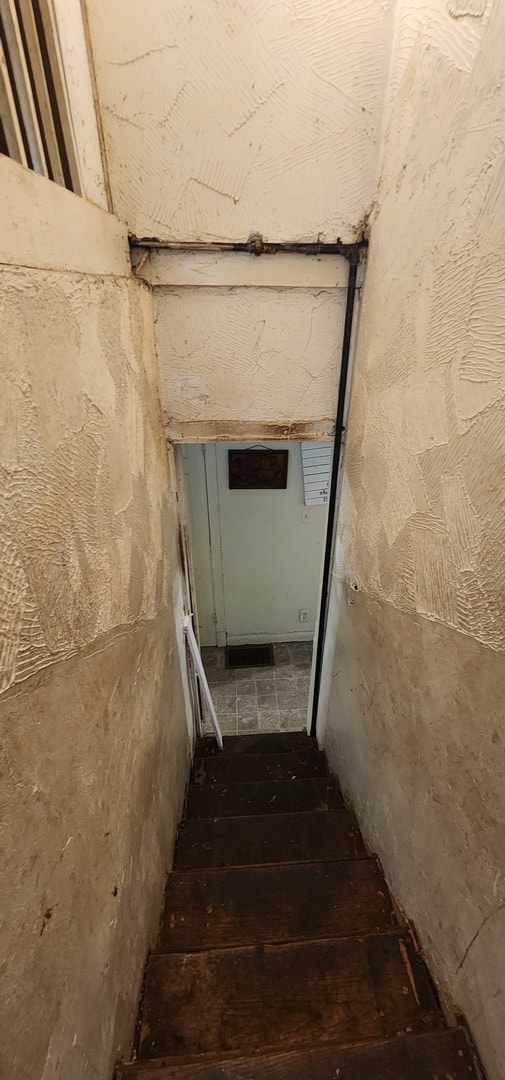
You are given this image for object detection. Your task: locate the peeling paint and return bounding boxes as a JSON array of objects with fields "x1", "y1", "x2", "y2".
[{"x1": 166, "y1": 419, "x2": 335, "y2": 444}]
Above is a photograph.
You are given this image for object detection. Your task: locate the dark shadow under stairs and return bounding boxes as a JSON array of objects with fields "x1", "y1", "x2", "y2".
[{"x1": 117, "y1": 731, "x2": 482, "y2": 1080}]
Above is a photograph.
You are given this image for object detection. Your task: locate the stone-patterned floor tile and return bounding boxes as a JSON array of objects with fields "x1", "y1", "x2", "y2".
[
  {"x1": 258, "y1": 714, "x2": 282, "y2": 732},
  {"x1": 202, "y1": 641, "x2": 313, "y2": 735},
  {"x1": 274, "y1": 674, "x2": 296, "y2": 690},
  {"x1": 212, "y1": 700, "x2": 237, "y2": 718},
  {"x1": 256, "y1": 679, "x2": 276, "y2": 697},
  {"x1": 235, "y1": 666, "x2": 264, "y2": 681},
  {"x1": 238, "y1": 717, "x2": 259, "y2": 733},
  {"x1": 217, "y1": 716, "x2": 239, "y2": 735},
  {"x1": 253, "y1": 666, "x2": 276, "y2": 681},
  {"x1": 235, "y1": 678, "x2": 256, "y2": 696},
  {"x1": 206, "y1": 668, "x2": 220, "y2": 683},
  {"x1": 273, "y1": 659, "x2": 292, "y2": 675},
  {"x1": 201, "y1": 647, "x2": 218, "y2": 667},
  {"x1": 294, "y1": 675, "x2": 311, "y2": 693},
  {"x1": 256, "y1": 704, "x2": 280, "y2": 721},
  {"x1": 277, "y1": 709, "x2": 306, "y2": 731},
  {"x1": 213, "y1": 685, "x2": 238, "y2": 702},
  {"x1": 291, "y1": 656, "x2": 311, "y2": 672},
  {"x1": 256, "y1": 695, "x2": 278, "y2": 717}
]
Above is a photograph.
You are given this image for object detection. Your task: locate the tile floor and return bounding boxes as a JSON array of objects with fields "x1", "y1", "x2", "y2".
[{"x1": 201, "y1": 641, "x2": 313, "y2": 735}]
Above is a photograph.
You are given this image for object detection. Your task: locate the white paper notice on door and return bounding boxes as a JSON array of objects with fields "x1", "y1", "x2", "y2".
[{"x1": 301, "y1": 442, "x2": 333, "y2": 506}]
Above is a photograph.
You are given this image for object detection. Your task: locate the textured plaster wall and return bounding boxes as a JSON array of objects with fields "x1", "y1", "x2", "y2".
[
  {"x1": 0, "y1": 251, "x2": 190, "y2": 1078},
  {"x1": 84, "y1": 0, "x2": 391, "y2": 242},
  {"x1": 155, "y1": 285, "x2": 346, "y2": 439},
  {"x1": 320, "y1": 1, "x2": 505, "y2": 1077},
  {"x1": 84, "y1": 0, "x2": 386, "y2": 443}
]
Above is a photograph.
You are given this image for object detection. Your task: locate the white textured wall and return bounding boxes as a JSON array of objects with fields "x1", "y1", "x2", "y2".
[
  {"x1": 85, "y1": 0, "x2": 391, "y2": 241},
  {"x1": 155, "y1": 285, "x2": 347, "y2": 441},
  {"x1": 336, "y1": 0, "x2": 505, "y2": 652},
  {"x1": 0, "y1": 163, "x2": 190, "y2": 1080},
  {"x1": 84, "y1": 0, "x2": 383, "y2": 448},
  {"x1": 320, "y1": 2, "x2": 505, "y2": 1077}
]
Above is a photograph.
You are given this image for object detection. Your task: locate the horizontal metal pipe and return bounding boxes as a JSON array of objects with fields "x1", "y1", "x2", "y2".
[{"x1": 129, "y1": 233, "x2": 366, "y2": 261}]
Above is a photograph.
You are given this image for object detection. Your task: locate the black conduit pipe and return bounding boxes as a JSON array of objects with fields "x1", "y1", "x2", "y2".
[{"x1": 310, "y1": 256, "x2": 359, "y2": 738}]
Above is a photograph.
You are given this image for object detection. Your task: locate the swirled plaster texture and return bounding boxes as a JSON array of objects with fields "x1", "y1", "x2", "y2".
[
  {"x1": 84, "y1": 0, "x2": 391, "y2": 242},
  {"x1": 0, "y1": 172, "x2": 190, "y2": 1080},
  {"x1": 1, "y1": 273, "x2": 169, "y2": 690},
  {"x1": 319, "y1": 2, "x2": 505, "y2": 1077},
  {"x1": 3, "y1": 0, "x2": 505, "y2": 1074},
  {"x1": 154, "y1": 284, "x2": 346, "y2": 440}
]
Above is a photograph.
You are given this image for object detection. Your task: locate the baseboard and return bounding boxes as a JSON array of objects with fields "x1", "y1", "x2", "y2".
[{"x1": 226, "y1": 632, "x2": 314, "y2": 645}]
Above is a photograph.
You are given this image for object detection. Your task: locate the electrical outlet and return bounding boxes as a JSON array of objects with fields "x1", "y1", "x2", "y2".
[{"x1": 299, "y1": 608, "x2": 309, "y2": 623}]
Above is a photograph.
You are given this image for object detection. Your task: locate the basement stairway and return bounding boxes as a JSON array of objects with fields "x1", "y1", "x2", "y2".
[{"x1": 117, "y1": 731, "x2": 481, "y2": 1080}]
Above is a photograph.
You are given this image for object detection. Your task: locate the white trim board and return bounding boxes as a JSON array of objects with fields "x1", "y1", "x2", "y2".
[
  {"x1": 226, "y1": 632, "x2": 315, "y2": 645},
  {"x1": 133, "y1": 249, "x2": 364, "y2": 289},
  {"x1": 0, "y1": 156, "x2": 130, "y2": 276},
  {"x1": 52, "y1": 0, "x2": 108, "y2": 209}
]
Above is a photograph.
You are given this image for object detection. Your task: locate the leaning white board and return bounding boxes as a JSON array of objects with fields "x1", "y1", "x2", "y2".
[
  {"x1": 301, "y1": 442, "x2": 333, "y2": 506},
  {"x1": 183, "y1": 615, "x2": 223, "y2": 749}
]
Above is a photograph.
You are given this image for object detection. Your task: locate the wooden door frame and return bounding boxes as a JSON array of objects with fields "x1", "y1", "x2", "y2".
[
  {"x1": 201, "y1": 444, "x2": 227, "y2": 647},
  {"x1": 173, "y1": 445, "x2": 205, "y2": 743}
]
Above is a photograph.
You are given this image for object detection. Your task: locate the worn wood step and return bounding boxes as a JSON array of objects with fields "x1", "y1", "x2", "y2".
[
  {"x1": 117, "y1": 1028, "x2": 478, "y2": 1079},
  {"x1": 195, "y1": 732, "x2": 316, "y2": 758},
  {"x1": 157, "y1": 858, "x2": 396, "y2": 952},
  {"x1": 175, "y1": 809, "x2": 366, "y2": 870},
  {"x1": 139, "y1": 933, "x2": 441, "y2": 1060},
  {"x1": 185, "y1": 778, "x2": 343, "y2": 819},
  {"x1": 191, "y1": 749, "x2": 329, "y2": 786}
]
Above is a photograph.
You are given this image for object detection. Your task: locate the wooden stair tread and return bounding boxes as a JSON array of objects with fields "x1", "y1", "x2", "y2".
[
  {"x1": 139, "y1": 933, "x2": 441, "y2": 1060},
  {"x1": 158, "y1": 858, "x2": 396, "y2": 951},
  {"x1": 185, "y1": 778, "x2": 343, "y2": 819},
  {"x1": 117, "y1": 1028, "x2": 477, "y2": 1079},
  {"x1": 175, "y1": 809, "x2": 366, "y2": 870},
  {"x1": 191, "y1": 749, "x2": 329, "y2": 785},
  {"x1": 117, "y1": 739, "x2": 485, "y2": 1080},
  {"x1": 195, "y1": 732, "x2": 316, "y2": 759}
]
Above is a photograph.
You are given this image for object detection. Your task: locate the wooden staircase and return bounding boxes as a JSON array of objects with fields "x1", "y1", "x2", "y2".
[{"x1": 117, "y1": 732, "x2": 480, "y2": 1080}]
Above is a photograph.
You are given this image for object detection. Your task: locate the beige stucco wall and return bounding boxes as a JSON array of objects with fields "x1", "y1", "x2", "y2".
[
  {"x1": 0, "y1": 163, "x2": 190, "y2": 1080},
  {"x1": 319, "y1": 2, "x2": 505, "y2": 1077},
  {"x1": 84, "y1": 0, "x2": 391, "y2": 242}
]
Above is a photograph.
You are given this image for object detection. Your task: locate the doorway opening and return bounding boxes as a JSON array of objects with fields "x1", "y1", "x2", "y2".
[{"x1": 181, "y1": 440, "x2": 332, "y2": 737}]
